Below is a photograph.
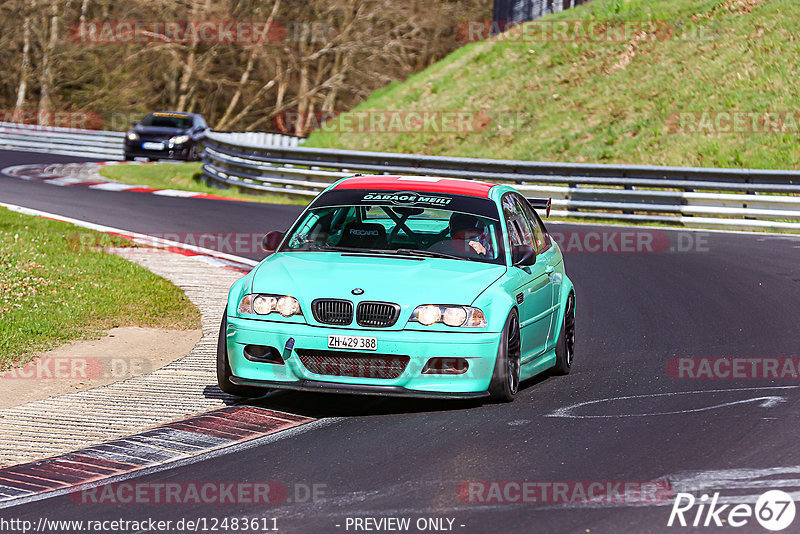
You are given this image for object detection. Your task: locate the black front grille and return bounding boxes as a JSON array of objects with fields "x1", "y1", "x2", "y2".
[
  {"x1": 356, "y1": 301, "x2": 400, "y2": 327},
  {"x1": 296, "y1": 349, "x2": 409, "y2": 379},
  {"x1": 311, "y1": 299, "x2": 353, "y2": 325}
]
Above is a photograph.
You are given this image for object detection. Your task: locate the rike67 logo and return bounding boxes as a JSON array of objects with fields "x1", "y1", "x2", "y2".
[{"x1": 668, "y1": 490, "x2": 796, "y2": 531}]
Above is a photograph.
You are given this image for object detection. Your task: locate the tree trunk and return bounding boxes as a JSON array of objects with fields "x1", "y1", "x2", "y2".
[
  {"x1": 14, "y1": 16, "x2": 32, "y2": 118},
  {"x1": 175, "y1": 50, "x2": 195, "y2": 112},
  {"x1": 79, "y1": 0, "x2": 89, "y2": 24},
  {"x1": 295, "y1": 63, "x2": 310, "y2": 136},
  {"x1": 38, "y1": 1, "x2": 60, "y2": 126}
]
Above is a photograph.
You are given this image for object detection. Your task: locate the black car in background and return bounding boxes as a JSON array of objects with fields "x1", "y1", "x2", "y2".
[{"x1": 124, "y1": 111, "x2": 208, "y2": 161}]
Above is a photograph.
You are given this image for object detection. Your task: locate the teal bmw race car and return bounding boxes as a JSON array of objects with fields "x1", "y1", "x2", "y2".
[{"x1": 218, "y1": 175, "x2": 575, "y2": 402}]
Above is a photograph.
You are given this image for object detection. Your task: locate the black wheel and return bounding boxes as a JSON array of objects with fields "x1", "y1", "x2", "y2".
[
  {"x1": 123, "y1": 153, "x2": 134, "y2": 161},
  {"x1": 552, "y1": 293, "x2": 575, "y2": 375},
  {"x1": 488, "y1": 310, "x2": 522, "y2": 403},
  {"x1": 217, "y1": 310, "x2": 267, "y2": 398}
]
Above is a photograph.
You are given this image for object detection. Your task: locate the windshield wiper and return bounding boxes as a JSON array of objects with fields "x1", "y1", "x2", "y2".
[{"x1": 393, "y1": 248, "x2": 466, "y2": 261}]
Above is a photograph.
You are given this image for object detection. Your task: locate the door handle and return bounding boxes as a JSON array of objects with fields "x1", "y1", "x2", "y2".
[{"x1": 545, "y1": 265, "x2": 554, "y2": 275}]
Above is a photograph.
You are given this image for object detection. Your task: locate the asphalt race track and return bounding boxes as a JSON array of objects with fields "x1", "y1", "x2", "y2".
[{"x1": 2, "y1": 149, "x2": 800, "y2": 533}]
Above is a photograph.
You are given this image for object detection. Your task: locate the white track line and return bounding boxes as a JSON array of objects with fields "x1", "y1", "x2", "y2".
[
  {"x1": 88, "y1": 182, "x2": 139, "y2": 191},
  {"x1": 0, "y1": 201, "x2": 258, "y2": 267}
]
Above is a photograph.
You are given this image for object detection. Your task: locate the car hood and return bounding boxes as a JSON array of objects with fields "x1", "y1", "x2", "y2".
[{"x1": 250, "y1": 252, "x2": 506, "y2": 308}]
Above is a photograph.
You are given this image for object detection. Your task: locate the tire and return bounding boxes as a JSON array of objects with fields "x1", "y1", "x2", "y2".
[
  {"x1": 123, "y1": 153, "x2": 134, "y2": 161},
  {"x1": 552, "y1": 293, "x2": 575, "y2": 375},
  {"x1": 488, "y1": 310, "x2": 522, "y2": 403},
  {"x1": 217, "y1": 310, "x2": 267, "y2": 398}
]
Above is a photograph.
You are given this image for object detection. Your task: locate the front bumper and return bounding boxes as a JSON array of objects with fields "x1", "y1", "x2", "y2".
[
  {"x1": 226, "y1": 316, "x2": 501, "y2": 396},
  {"x1": 229, "y1": 377, "x2": 489, "y2": 398},
  {"x1": 123, "y1": 140, "x2": 193, "y2": 160}
]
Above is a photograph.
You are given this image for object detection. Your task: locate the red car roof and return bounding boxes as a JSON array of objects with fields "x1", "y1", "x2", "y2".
[{"x1": 333, "y1": 175, "x2": 496, "y2": 198}]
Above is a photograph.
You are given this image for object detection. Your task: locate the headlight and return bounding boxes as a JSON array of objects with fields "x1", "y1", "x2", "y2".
[
  {"x1": 410, "y1": 305, "x2": 487, "y2": 328},
  {"x1": 238, "y1": 294, "x2": 302, "y2": 317},
  {"x1": 126, "y1": 131, "x2": 138, "y2": 141},
  {"x1": 253, "y1": 295, "x2": 277, "y2": 315},
  {"x1": 276, "y1": 296, "x2": 301, "y2": 317},
  {"x1": 169, "y1": 135, "x2": 190, "y2": 145},
  {"x1": 416, "y1": 305, "x2": 441, "y2": 326},
  {"x1": 443, "y1": 306, "x2": 467, "y2": 327}
]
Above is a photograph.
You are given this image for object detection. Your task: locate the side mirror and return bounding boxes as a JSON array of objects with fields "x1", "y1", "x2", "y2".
[
  {"x1": 512, "y1": 245, "x2": 537, "y2": 267},
  {"x1": 131, "y1": 120, "x2": 139, "y2": 127},
  {"x1": 262, "y1": 231, "x2": 284, "y2": 251}
]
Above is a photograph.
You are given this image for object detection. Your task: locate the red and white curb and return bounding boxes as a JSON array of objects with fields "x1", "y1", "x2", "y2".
[
  {"x1": 2, "y1": 162, "x2": 249, "y2": 202},
  {"x1": 0, "y1": 406, "x2": 316, "y2": 508}
]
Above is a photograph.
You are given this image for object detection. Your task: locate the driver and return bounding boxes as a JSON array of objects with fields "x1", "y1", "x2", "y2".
[{"x1": 449, "y1": 212, "x2": 492, "y2": 256}]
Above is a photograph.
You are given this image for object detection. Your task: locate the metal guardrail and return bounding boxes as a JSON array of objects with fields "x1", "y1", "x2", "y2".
[
  {"x1": 0, "y1": 121, "x2": 125, "y2": 160},
  {"x1": 209, "y1": 131, "x2": 304, "y2": 148},
  {"x1": 201, "y1": 131, "x2": 800, "y2": 232},
  {"x1": 0, "y1": 123, "x2": 304, "y2": 162}
]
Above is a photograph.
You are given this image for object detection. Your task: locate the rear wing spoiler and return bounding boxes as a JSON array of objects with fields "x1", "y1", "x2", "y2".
[{"x1": 526, "y1": 197, "x2": 551, "y2": 218}]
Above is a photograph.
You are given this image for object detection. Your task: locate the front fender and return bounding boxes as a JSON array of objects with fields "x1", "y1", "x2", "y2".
[
  {"x1": 471, "y1": 285, "x2": 516, "y2": 333},
  {"x1": 226, "y1": 273, "x2": 253, "y2": 317},
  {"x1": 552, "y1": 272, "x2": 575, "y2": 337}
]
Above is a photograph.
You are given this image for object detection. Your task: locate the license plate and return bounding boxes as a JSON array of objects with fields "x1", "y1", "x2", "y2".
[
  {"x1": 142, "y1": 141, "x2": 165, "y2": 150},
  {"x1": 327, "y1": 335, "x2": 377, "y2": 351}
]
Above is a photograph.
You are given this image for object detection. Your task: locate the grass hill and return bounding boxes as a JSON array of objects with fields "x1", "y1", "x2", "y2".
[{"x1": 305, "y1": 0, "x2": 800, "y2": 170}]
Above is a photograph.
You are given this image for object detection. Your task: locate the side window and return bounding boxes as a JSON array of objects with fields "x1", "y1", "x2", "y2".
[
  {"x1": 533, "y1": 212, "x2": 551, "y2": 252},
  {"x1": 501, "y1": 194, "x2": 536, "y2": 249},
  {"x1": 288, "y1": 212, "x2": 321, "y2": 248},
  {"x1": 518, "y1": 199, "x2": 550, "y2": 252}
]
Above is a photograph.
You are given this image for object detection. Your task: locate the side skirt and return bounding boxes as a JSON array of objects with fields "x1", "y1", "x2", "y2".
[{"x1": 520, "y1": 350, "x2": 557, "y2": 381}]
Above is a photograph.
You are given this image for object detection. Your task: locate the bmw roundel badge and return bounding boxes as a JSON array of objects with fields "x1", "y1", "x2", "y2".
[{"x1": 352, "y1": 288, "x2": 364, "y2": 295}]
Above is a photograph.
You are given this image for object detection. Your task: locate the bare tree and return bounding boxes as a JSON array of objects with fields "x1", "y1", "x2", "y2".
[
  {"x1": 14, "y1": 15, "x2": 32, "y2": 116},
  {"x1": 0, "y1": 0, "x2": 492, "y2": 130},
  {"x1": 37, "y1": 1, "x2": 62, "y2": 125}
]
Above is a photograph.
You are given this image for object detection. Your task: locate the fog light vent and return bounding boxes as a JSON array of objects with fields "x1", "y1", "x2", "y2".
[
  {"x1": 422, "y1": 358, "x2": 469, "y2": 375},
  {"x1": 243, "y1": 344, "x2": 283, "y2": 364}
]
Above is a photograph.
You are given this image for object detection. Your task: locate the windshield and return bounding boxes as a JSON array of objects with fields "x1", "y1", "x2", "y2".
[
  {"x1": 281, "y1": 191, "x2": 505, "y2": 265},
  {"x1": 141, "y1": 112, "x2": 193, "y2": 129}
]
